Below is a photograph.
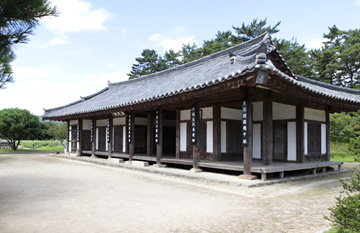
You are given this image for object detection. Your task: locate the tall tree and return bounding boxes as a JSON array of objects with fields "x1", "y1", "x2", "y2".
[
  {"x1": 0, "y1": 0, "x2": 57, "y2": 89},
  {"x1": 180, "y1": 43, "x2": 203, "y2": 64},
  {"x1": 128, "y1": 49, "x2": 167, "y2": 79},
  {"x1": 312, "y1": 26, "x2": 360, "y2": 88},
  {"x1": 0, "y1": 108, "x2": 42, "y2": 150},
  {"x1": 232, "y1": 18, "x2": 281, "y2": 43},
  {"x1": 202, "y1": 31, "x2": 236, "y2": 56},
  {"x1": 44, "y1": 121, "x2": 68, "y2": 147},
  {"x1": 273, "y1": 38, "x2": 315, "y2": 78}
]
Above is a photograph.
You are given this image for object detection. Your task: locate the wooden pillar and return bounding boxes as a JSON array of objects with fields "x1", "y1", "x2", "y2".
[
  {"x1": 76, "y1": 119, "x2": 82, "y2": 156},
  {"x1": 296, "y1": 104, "x2": 305, "y2": 163},
  {"x1": 107, "y1": 115, "x2": 113, "y2": 159},
  {"x1": 156, "y1": 109, "x2": 163, "y2": 165},
  {"x1": 212, "y1": 105, "x2": 221, "y2": 161},
  {"x1": 91, "y1": 119, "x2": 96, "y2": 157},
  {"x1": 326, "y1": 108, "x2": 330, "y2": 161},
  {"x1": 242, "y1": 98, "x2": 253, "y2": 176},
  {"x1": 147, "y1": 112, "x2": 154, "y2": 157},
  {"x1": 128, "y1": 113, "x2": 135, "y2": 162},
  {"x1": 191, "y1": 104, "x2": 202, "y2": 172},
  {"x1": 175, "y1": 110, "x2": 180, "y2": 159},
  {"x1": 262, "y1": 98, "x2": 273, "y2": 165}
]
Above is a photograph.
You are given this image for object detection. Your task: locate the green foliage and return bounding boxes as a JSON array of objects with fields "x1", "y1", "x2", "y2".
[
  {"x1": 0, "y1": 108, "x2": 42, "y2": 150},
  {"x1": 330, "y1": 112, "x2": 360, "y2": 143},
  {"x1": 43, "y1": 121, "x2": 67, "y2": 146},
  {"x1": 348, "y1": 137, "x2": 360, "y2": 162},
  {"x1": 232, "y1": 18, "x2": 280, "y2": 43},
  {"x1": 273, "y1": 38, "x2": 316, "y2": 78},
  {"x1": 326, "y1": 172, "x2": 360, "y2": 232},
  {"x1": 0, "y1": 0, "x2": 57, "y2": 88},
  {"x1": 312, "y1": 26, "x2": 360, "y2": 88}
]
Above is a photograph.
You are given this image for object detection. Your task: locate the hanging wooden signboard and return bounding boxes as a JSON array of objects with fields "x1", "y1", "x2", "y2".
[
  {"x1": 155, "y1": 110, "x2": 160, "y2": 144},
  {"x1": 107, "y1": 118, "x2": 110, "y2": 143},
  {"x1": 128, "y1": 114, "x2": 132, "y2": 143},
  {"x1": 191, "y1": 104, "x2": 197, "y2": 145},
  {"x1": 242, "y1": 100, "x2": 248, "y2": 147}
]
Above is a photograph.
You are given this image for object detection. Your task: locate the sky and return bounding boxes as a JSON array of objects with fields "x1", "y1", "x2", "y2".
[{"x1": 1, "y1": 0, "x2": 360, "y2": 116}]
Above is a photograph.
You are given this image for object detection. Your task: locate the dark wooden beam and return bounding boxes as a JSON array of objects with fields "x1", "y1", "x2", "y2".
[
  {"x1": 296, "y1": 104, "x2": 305, "y2": 163},
  {"x1": 91, "y1": 118, "x2": 96, "y2": 157},
  {"x1": 243, "y1": 97, "x2": 253, "y2": 176},
  {"x1": 326, "y1": 107, "x2": 330, "y2": 161},
  {"x1": 147, "y1": 112, "x2": 154, "y2": 157},
  {"x1": 262, "y1": 97, "x2": 273, "y2": 165},
  {"x1": 156, "y1": 109, "x2": 163, "y2": 165},
  {"x1": 129, "y1": 113, "x2": 135, "y2": 162},
  {"x1": 175, "y1": 110, "x2": 180, "y2": 159},
  {"x1": 213, "y1": 105, "x2": 221, "y2": 161}
]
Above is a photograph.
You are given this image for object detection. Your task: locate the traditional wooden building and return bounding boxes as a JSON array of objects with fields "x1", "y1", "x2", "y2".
[{"x1": 43, "y1": 33, "x2": 360, "y2": 180}]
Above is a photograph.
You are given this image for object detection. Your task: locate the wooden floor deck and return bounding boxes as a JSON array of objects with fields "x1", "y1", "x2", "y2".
[{"x1": 82, "y1": 151, "x2": 343, "y2": 180}]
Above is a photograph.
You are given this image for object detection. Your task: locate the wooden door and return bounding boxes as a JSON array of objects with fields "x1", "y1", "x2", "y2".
[{"x1": 273, "y1": 121, "x2": 287, "y2": 161}]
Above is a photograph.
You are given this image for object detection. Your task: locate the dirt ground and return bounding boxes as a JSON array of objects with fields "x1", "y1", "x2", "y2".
[{"x1": 0, "y1": 153, "x2": 357, "y2": 233}]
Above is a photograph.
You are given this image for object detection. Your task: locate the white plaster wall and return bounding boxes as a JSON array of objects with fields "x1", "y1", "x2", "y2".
[
  {"x1": 221, "y1": 121, "x2": 226, "y2": 153},
  {"x1": 70, "y1": 120, "x2": 78, "y2": 125},
  {"x1": 180, "y1": 109, "x2": 191, "y2": 121},
  {"x1": 252, "y1": 123, "x2": 261, "y2": 159},
  {"x1": 287, "y1": 122, "x2": 297, "y2": 161},
  {"x1": 304, "y1": 122, "x2": 308, "y2": 155},
  {"x1": 96, "y1": 128, "x2": 99, "y2": 150},
  {"x1": 305, "y1": 108, "x2": 326, "y2": 122},
  {"x1": 253, "y1": 101, "x2": 263, "y2": 122},
  {"x1": 82, "y1": 119, "x2": 92, "y2": 130},
  {"x1": 273, "y1": 102, "x2": 296, "y2": 120},
  {"x1": 122, "y1": 126, "x2": 126, "y2": 153},
  {"x1": 180, "y1": 122, "x2": 187, "y2": 151},
  {"x1": 201, "y1": 107, "x2": 213, "y2": 119},
  {"x1": 96, "y1": 119, "x2": 107, "y2": 127},
  {"x1": 206, "y1": 121, "x2": 213, "y2": 153},
  {"x1": 113, "y1": 117, "x2": 126, "y2": 125},
  {"x1": 135, "y1": 117, "x2": 147, "y2": 126},
  {"x1": 321, "y1": 123, "x2": 326, "y2": 154},
  {"x1": 221, "y1": 107, "x2": 242, "y2": 120}
]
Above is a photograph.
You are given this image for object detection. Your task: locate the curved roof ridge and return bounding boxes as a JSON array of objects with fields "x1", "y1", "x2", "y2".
[
  {"x1": 44, "y1": 87, "x2": 109, "y2": 112},
  {"x1": 295, "y1": 75, "x2": 360, "y2": 95},
  {"x1": 109, "y1": 32, "x2": 271, "y2": 86},
  {"x1": 44, "y1": 99, "x2": 83, "y2": 112}
]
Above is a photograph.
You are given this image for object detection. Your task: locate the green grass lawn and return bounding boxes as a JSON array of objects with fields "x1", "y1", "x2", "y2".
[
  {"x1": 0, "y1": 140, "x2": 65, "y2": 153},
  {"x1": 330, "y1": 142, "x2": 358, "y2": 163}
]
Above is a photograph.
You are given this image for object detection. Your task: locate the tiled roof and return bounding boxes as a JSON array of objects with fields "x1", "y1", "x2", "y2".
[{"x1": 43, "y1": 32, "x2": 360, "y2": 119}]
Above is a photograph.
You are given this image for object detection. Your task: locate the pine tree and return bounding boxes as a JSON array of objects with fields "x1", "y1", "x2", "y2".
[{"x1": 0, "y1": 0, "x2": 57, "y2": 89}]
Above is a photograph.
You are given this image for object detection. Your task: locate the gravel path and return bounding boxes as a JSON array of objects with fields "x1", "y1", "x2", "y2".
[{"x1": 0, "y1": 153, "x2": 355, "y2": 233}]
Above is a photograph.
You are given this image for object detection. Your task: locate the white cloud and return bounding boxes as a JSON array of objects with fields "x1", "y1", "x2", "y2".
[
  {"x1": 149, "y1": 33, "x2": 161, "y2": 41},
  {"x1": 42, "y1": 0, "x2": 111, "y2": 44},
  {"x1": 149, "y1": 33, "x2": 197, "y2": 51},
  {"x1": 354, "y1": 0, "x2": 360, "y2": 6},
  {"x1": 305, "y1": 37, "x2": 324, "y2": 50},
  {"x1": 0, "y1": 66, "x2": 129, "y2": 115},
  {"x1": 49, "y1": 35, "x2": 71, "y2": 45},
  {"x1": 121, "y1": 29, "x2": 128, "y2": 37}
]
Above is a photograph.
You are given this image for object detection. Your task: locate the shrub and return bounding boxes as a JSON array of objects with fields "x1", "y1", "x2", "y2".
[{"x1": 326, "y1": 172, "x2": 360, "y2": 232}]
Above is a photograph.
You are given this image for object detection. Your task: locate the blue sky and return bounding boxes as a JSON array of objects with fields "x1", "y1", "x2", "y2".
[{"x1": 1, "y1": 0, "x2": 360, "y2": 116}]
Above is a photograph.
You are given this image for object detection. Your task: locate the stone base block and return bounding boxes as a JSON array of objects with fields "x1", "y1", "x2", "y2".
[
  {"x1": 152, "y1": 163, "x2": 167, "y2": 168},
  {"x1": 238, "y1": 174, "x2": 257, "y2": 180},
  {"x1": 125, "y1": 161, "x2": 149, "y2": 167},
  {"x1": 190, "y1": 168, "x2": 203, "y2": 173},
  {"x1": 108, "y1": 158, "x2": 124, "y2": 163}
]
